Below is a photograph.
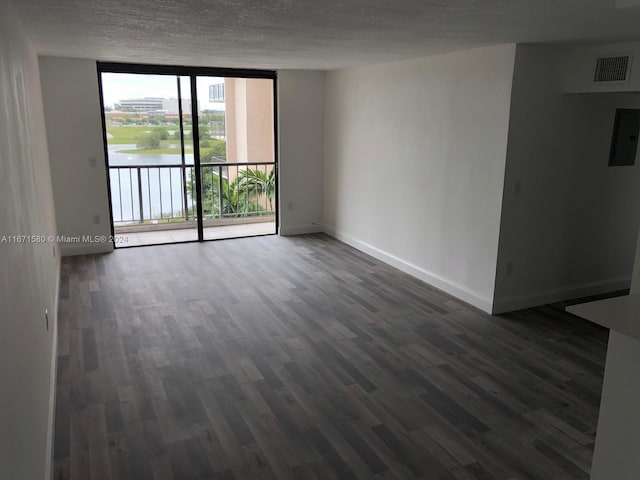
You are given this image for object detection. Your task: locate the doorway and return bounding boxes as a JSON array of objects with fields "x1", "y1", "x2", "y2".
[{"x1": 97, "y1": 63, "x2": 278, "y2": 247}]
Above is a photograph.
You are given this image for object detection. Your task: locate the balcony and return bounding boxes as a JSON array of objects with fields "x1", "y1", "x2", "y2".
[{"x1": 109, "y1": 161, "x2": 276, "y2": 247}]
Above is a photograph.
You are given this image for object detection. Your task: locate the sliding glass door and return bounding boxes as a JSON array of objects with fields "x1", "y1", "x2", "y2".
[
  {"x1": 97, "y1": 64, "x2": 277, "y2": 247},
  {"x1": 194, "y1": 76, "x2": 276, "y2": 241}
]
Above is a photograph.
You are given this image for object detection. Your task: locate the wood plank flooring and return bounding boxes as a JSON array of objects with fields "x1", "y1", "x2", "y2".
[{"x1": 53, "y1": 234, "x2": 609, "y2": 480}]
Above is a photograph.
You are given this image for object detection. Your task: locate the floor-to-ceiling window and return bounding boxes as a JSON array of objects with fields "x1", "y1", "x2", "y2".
[{"x1": 98, "y1": 63, "x2": 277, "y2": 247}]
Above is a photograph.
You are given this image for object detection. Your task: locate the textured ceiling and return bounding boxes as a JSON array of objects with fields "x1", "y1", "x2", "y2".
[{"x1": 12, "y1": 0, "x2": 640, "y2": 70}]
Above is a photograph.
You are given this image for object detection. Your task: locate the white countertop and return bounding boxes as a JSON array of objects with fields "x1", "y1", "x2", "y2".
[{"x1": 566, "y1": 294, "x2": 640, "y2": 340}]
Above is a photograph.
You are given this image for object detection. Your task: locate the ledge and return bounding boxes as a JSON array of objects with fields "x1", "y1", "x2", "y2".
[{"x1": 566, "y1": 294, "x2": 640, "y2": 341}]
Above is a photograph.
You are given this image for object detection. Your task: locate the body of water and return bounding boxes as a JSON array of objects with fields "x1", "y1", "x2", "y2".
[
  {"x1": 108, "y1": 144, "x2": 195, "y2": 223},
  {"x1": 107, "y1": 143, "x2": 194, "y2": 166}
]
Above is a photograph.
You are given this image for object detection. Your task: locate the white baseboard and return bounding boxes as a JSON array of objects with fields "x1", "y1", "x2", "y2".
[
  {"x1": 279, "y1": 224, "x2": 324, "y2": 236},
  {"x1": 492, "y1": 276, "x2": 631, "y2": 314},
  {"x1": 323, "y1": 225, "x2": 494, "y2": 313},
  {"x1": 60, "y1": 243, "x2": 114, "y2": 257}
]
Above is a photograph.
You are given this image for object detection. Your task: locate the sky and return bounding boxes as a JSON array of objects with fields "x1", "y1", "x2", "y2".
[{"x1": 101, "y1": 73, "x2": 226, "y2": 111}]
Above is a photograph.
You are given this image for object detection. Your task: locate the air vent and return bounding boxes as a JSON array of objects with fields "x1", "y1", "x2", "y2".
[{"x1": 593, "y1": 55, "x2": 632, "y2": 83}]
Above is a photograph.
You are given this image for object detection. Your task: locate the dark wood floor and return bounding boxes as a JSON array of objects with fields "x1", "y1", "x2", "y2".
[{"x1": 53, "y1": 234, "x2": 609, "y2": 480}]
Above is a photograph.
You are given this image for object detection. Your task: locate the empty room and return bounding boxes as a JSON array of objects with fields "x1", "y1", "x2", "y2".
[{"x1": 3, "y1": 1, "x2": 640, "y2": 479}]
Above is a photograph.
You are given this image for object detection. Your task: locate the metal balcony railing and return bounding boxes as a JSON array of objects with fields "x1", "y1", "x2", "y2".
[{"x1": 109, "y1": 162, "x2": 275, "y2": 225}]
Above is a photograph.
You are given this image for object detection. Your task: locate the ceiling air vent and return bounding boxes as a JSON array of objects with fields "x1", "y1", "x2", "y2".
[{"x1": 593, "y1": 54, "x2": 632, "y2": 83}]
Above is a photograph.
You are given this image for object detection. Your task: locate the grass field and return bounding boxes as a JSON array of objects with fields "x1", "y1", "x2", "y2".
[{"x1": 107, "y1": 126, "x2": 155, "y2": 144}]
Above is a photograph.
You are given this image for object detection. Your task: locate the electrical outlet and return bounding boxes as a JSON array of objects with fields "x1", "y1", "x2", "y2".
[
  {"x1": 513, "y1": 180, "x2": 522, "y2": 196},
  {"x1": 506, "y1": 261, "x2": 514, "y2": 276},
  {"x1": 45, "y1": 309, "x2": 49, "y2": 331},
  {"x1": 93, "y1": 214, "x2": 100, "y2": 224}
]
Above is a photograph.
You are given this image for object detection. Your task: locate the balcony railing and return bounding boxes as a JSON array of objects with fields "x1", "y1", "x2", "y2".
[{"x1": 109, "y1": 162, "x2": 275, "y2": 226}]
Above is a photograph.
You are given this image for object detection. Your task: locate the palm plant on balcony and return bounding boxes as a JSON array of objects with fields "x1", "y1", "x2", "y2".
[
  {"x1": 236, "y1": 167, "x2": 275, "y2": 212},
  {"x1": 197, "y1": 169, "x2": 264, "y2": 218},
  {"x1": 188, "y1": 165, "x2": 276, "y2": 219}
]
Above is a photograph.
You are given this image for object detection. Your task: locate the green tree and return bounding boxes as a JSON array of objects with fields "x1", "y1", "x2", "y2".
[
  {"x1": 187, "y1": 168, "x2": 273, "y2": 219},
  {"x1": 236, "y1": 168, "x2": 276, "y2": 211},
  {"x1": 198, "y1": 125, "x2": 211, "y2": 140},
  {"x1": 199, "y1": 139, "x2": 226, "y2": 163},
  {"x1": 136, "y1": 131, "x2": 161, "y2": 149},
  {"x1": 153, "y1": 127, "x2": 169, "y2": 140},
  {"x1": 188, "y1": 171, "x2": 250, "y2": 218}
]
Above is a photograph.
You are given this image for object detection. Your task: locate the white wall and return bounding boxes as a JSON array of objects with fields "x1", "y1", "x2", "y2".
[
  {"x1": 560, "y1": 41, "x2": 640, "y2": 93},
  {"x1": 0, "y1": 2, "x2": 60, "y2": 479},
  {"x1": 494, "y1": 44, "x2": 640, "y2": 313},
  {"x1": 587, "y1": 229, "x2": 640, "y2": 480},
  {"x1": 323, "y1": 45, "x2": 517, "y2": 312},
  {"x1": 278, "y1": 70, "x2": 325, "y2": 235},
  {"x1": 590, "y1": 328, "x2": 640, "y2": 479},
  {"x1": 39, "y1": 56, "x2": 113, "y2": 256}
]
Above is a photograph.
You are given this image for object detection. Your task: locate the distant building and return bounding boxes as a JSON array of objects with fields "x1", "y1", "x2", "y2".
[
  {"x1": 209, "y1": 83, "x2": 225, "y2": 102},
  {"x1": 117, "y1": 97, "x2": 164, "y2": 112},
  {"x1": 115, "y1": 97, "x2": 198, "y2": 115},
  {"x1": 161, "y1": 98, "x2": 195, "y2": 114}
]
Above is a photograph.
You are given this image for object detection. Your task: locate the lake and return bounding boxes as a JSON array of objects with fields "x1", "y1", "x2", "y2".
[{"x1": 108, "y1": 144, "x2": 195, "y2": 223}]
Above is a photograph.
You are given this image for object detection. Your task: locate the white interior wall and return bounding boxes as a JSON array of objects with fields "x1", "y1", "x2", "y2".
[
  {"x1": 39, "y1": 56, "x2": 113, "y2": 256},
  {"x1": 0, "y1": 3, "x2": 60, "y2": 479},
  {"x1": 278, "y1": 70, "x2": 325, "y2": 235},
  {"x1": 590, "y1": 328, "x2": 640, "y2": 479},
  {"x1": 494, "y1": 44, "x2": 640, "y2": 313},
  {"x1": 323, "y1": 45, "x2": 517, "y2": 312},
  {"x1": 588, "y1": 229, "x2": 640, "y2": 480},
  {"x1": 560, "y1": 41, "x2": 640, "y2": 93}
]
